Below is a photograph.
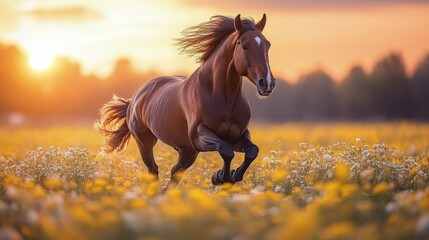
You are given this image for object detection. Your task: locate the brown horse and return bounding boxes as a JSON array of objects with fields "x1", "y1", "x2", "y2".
[{"x1": 97, "y1": 14, "x2": 275, "y2": 187}]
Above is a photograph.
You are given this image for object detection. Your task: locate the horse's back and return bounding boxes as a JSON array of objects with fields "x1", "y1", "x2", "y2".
[
  {"x1": 128, "y1": 76, "x2": 192, "y2": 149},
  {"x1": 131, "y1": 76, "x2": 183, "y2": 106}
]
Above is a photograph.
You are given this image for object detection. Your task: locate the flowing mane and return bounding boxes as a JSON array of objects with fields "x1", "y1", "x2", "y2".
[{"x1": 177, "y1": 15, "x2": 255, "y2": 63}]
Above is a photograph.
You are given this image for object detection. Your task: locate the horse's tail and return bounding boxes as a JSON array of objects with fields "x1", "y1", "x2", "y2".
[{"x1": 96, "y1": 95, "x2": 131, "y2": 152}]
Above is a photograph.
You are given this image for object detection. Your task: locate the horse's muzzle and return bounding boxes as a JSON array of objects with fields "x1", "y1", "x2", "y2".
[{"x1": 257, "y1": 78, "x2": 275, "y2": 96}]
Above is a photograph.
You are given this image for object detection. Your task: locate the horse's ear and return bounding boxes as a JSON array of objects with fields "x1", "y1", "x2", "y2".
[
  {"x1": 256, "y1": 13, "x2": 267, "y2": 32},
  {"x1": 234, "y1": 14, "x2": 242, "y2": 31}
]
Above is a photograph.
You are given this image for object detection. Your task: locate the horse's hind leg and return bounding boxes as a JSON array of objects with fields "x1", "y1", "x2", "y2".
[
  {"x1": 131, "y1": 128, "x2": 159, "y2": 178},
  {"x1": 167, "y1": 149, "x2": 198, "y2": 188}
]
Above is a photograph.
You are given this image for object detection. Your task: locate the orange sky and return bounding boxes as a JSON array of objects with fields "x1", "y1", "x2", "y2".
[{"x1": 1, "y1": 0, "x2": 428, "y2": 81}]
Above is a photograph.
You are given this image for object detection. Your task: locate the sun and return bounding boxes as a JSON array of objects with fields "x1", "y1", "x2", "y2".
[{"x1": 29, "y1": 52, "x2": 54, "y2": 71}]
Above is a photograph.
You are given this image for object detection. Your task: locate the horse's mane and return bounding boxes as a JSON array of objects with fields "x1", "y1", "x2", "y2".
[{"x1": 177, "y1": 15, "x2": 255, "y2": 63}]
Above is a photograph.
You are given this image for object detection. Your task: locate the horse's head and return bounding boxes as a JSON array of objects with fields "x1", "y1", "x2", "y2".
[{"x1": 233, "y1": 14, "x2": 275, "y2": 97}]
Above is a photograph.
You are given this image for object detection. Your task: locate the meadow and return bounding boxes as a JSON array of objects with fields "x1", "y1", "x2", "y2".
[{"x1": 1, "y1": 123, "x2": 429, "y2": 240}]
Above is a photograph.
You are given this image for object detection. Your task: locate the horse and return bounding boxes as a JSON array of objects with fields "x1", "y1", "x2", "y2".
[{"x1": 96, "y1": 14, "x2": 275, "y2": 187}]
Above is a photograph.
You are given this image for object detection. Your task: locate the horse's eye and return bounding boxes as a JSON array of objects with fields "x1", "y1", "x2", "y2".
[{"x1": 242, "y1": 45, "x2": 249, "y2": 51}]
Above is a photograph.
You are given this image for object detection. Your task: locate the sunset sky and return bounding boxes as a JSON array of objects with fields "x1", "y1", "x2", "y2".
[{"x1": 1, "y1": 0, "x2": 429, "y2": 81}]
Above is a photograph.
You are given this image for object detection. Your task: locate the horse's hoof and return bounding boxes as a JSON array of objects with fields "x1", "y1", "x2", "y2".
[
  {"x1": 230, "y1": 169, "x2": 236, "y2": 182},
  {"x1": 231, "y1": 169, "x2": 242, "y2": 183},
  {"x1": 211, "y1": 170, "x2": 224, "y2": 185}
]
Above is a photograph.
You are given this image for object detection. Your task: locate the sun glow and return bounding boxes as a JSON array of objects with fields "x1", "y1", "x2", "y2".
[{"x1": 29, "y1": 52, "x2": 54, "y2": 71}]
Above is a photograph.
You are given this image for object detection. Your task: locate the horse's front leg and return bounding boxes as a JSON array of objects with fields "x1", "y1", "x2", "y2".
[
  {"x1": 193, "y1": 124, "x2": 234, "y2": 185},
  {"x1": 231, "y1": 129, "x2": 259, "y2": 183}
]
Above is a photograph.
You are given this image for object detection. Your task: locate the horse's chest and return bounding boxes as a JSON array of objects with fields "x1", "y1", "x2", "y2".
[
  {"x1": 203, "y1": 98, "x2": 250, "y2": 142},
  {"x1": 215, "y1": 122, "x2": 241, "y2": 142},
  {"x1": 212, "y1": 111, "x2": 249, "y2": 142}
]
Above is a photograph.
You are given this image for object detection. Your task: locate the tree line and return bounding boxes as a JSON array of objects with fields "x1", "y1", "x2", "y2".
[
  {"x1": 246, "y1": 53, "x2": 429, "y2": 122},
  {"x1": 0, "y1": 42, "x2": 428, "y2": 123}
]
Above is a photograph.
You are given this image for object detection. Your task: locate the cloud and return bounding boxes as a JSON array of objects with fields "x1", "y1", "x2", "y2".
[
  {"x1": 182, "y1": 0, "x2": 429, "y2": 10},
  {"x1": 24, "y1": 6, "x2": 102, "y2": 21}
]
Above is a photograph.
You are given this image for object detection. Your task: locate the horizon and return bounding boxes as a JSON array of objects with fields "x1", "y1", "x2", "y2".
[{"x1": 1, "y1": 40, "x2": 427, "y2": 83}]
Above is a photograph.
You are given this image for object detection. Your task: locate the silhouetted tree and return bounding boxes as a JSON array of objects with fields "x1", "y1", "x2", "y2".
[
  {"x1": 244, "y1": 79, "x2": 295, "y2": 122},
  {"x1": 411, "y1": 54, "x2": 429, "y2": 120},
  {"x1": 339, "y1": 66, "x2": 372, "y2": 119},
  {"x1": 294, "y1": 70, "x2": 339, "y2": 121},
  {"x1": 369, "y1": 53, "x2": 413, "y2": 119},
  {"x1": 0, "y1": 44, "x2": 30, "y2": 114}
]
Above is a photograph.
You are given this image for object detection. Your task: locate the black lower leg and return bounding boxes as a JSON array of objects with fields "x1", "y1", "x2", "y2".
[
  {"x1": 170, "y1": 150, "x2": 198, "y2": 184},
  {"x1": 232, "y1": 143, "x2": 259, "y2": 183},
  {"x1": 231, "y1": 157, "x2": 254, "y2": 182},
  {"x1": 212, "y1": 153, "x2": 233, "y2": 185},
  {"x1": 148, "y1": 165, "x2": 159, "y2": 178}
]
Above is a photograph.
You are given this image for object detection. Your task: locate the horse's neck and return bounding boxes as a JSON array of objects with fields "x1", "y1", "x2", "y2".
[{"x1": 203, "y1": 36, "x2": 243, "y2": 110}]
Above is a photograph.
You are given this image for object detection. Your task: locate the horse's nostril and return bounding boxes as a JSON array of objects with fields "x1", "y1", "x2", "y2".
[{"x1": 258, "y1": 79, "x2": 267, "y2": 89}]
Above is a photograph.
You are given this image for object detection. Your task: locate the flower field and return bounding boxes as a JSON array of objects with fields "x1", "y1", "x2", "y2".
[{"x1": 1, "y1": 123, "x2": 429, "y2": 240}]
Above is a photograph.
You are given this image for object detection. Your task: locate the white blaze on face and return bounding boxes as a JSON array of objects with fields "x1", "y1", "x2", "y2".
[
  {"x1": 255, "y1": 36, "x2": 261, "y2": 46},
  {"x1": 266, "y1": 62, "x2": 272, "y2": 87}
]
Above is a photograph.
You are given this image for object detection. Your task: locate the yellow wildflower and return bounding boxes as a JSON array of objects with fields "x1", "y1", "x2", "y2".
[
  {"x1": 137, "y1": 172, "x2": 156, "y2": 183},
  {"x1": 293, "y1": 186, "x2": 302, "y2": 194},
  {"x1": 97, "y1": 210, "x2": 119, "y2": 227},
  {"x1": 409, "y1": 166, "x2": 420, "y2": 176},
  {"x1": 220, "y1": 182, "x2": 234, "y2": 191},
  {"x1": 44, "y1": 177, "x2": 62, "y2": 189},
  {"x1": 275, "y1": 211, "x2": 319, "y2": 240},
  {"x1": 22, "y1": 181, "x2": 35, "y2": 190},
  {"x1": 4, "y1": 173, "x2": 20, "y2": 186},
  {"x1": 321, "y1": 222, "x2": 354, "y2": 240},
  {"x1": 93, "y1": 179, "x2": 106, "y2": 188},
  {"x1": 123, "y1": 180, "x2": 133, "y2": 188},
  {"x1": 105, "y1": 184, "x2": 114, "y2": 191},
  {"x1": 130, "y1": 199, "x2": 146, "y2": 209},
  {"x1": 68, "y1": 180, "x2": 77, "y2": 190},
  {"x1": 33, "y1": 185, "x2": 46, "y2": 198},
  {"x1": 70, "y1": 206, "x2": 94, "y2": 226},
  {"x1": 272, "y1": 169, "x2": 287, "y2": 182},
  {"x1": 341, "y1": 184, "x2": 358, "y2": 198},
  {"x1": 145, "y1": 181, "x2": 160, "y2": 197},
  {"x1": 91, "y1": 185, "x2": 103, "y2": 194},
  {"x1": 113, "y1": 177, "x2": 123, "y2": 184},
  {"x1": 39, "y1": 214, "x2": 58, "y2": 237},
  {"x1": 372, "y1": 182, "x2": 389, "y2": 196},
  {"x1": 160, "y1": 201, "x2": 192, "y2": 220},
  {"x1": 101, "y1": 196, "x2": 118, "y2": 208},
  {"x1": 115, "y1": 186, "x2": 126, "y2": 196},
  {"x1": 188, "y1": 188, "x2": 217, "y2": 211},
  {"x1": 166, "y1": 188, "x2": 182, "y2": 200},
  {"x1": 335, "y1": 162, "x2": 350, "y2": 182},
  {"x1": 265, "y1": 191, "x2": 283, "y2": 201}
]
